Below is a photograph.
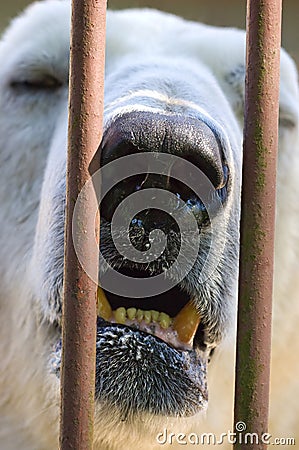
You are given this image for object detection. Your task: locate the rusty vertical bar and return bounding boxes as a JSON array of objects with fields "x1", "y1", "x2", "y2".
[
  {"x1": 234, "y1": 1, "x2": 281, "y2": 449},
  {"x1": 60, "y1": 0, "x2": 106, "y2": 449}
]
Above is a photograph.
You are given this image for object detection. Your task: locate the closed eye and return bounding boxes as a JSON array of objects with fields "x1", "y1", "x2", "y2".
[{"x1": 10, "y1": 74, "x2": 62, "y2": 92}]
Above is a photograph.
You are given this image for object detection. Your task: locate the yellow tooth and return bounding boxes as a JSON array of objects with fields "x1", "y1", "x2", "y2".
[
  {"x1": 150, "y1": 310, "x2": 159, "y2": 322},
  {"x1": 136, "y1": 309, "x2": 144, "y2": 322},
  {"x1": 97, "y1": 287, "x2": 112, "y2": 321},
  {"x1": 144, "y1": 310, "x2": 151, "y2": 324},
  {"x1": 159, "y1": 312, "x2": 171, "y2": 329},
  {"x1": 127, "y1": 307, "x2": 137, "y2": 320},
  {"x1": 114, "y1": 307, "x2": 127, "y2": 324},
  {"x1": 172, "y1": 301, "x2": 201, "y2": 345}
]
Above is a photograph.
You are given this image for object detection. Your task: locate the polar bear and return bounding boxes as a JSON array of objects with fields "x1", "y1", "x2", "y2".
[{"x1": 0, "y1": 1, "x2": 298, "y2": 449}]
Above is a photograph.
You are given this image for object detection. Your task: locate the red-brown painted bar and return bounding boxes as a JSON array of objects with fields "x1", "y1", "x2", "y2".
[
  {"x1": 234, "y1": 1, "x2": 282, "y2": 449},
  {"x1": 60, "y1": 0, "x2": 106, "y2": 448}
]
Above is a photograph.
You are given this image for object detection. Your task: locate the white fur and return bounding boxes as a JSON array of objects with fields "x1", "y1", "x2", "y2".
[{"x1": 0, "y1": 2, "x2": 298, "y2": 449}]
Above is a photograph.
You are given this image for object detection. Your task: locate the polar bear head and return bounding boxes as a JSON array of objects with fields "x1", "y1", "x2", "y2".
[{"x1": 0, "y1": 1, "x2": 298, "y2": 449}]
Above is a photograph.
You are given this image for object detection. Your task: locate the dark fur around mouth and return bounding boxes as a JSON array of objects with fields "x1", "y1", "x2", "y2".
[
  {"x1": 95, "y1": 319, "x2": 208, "y2": 417},
  {"x1": 50, "y1": 318, "x2": 208, "y2": 417}
]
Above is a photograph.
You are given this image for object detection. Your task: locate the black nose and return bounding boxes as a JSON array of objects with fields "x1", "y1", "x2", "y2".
[
  {"x1": 91, "y1": 111, "x2": 228, "y2": 228},
  {"x1": 96, "y1": 111, "x2": 226, "y2": 187}
]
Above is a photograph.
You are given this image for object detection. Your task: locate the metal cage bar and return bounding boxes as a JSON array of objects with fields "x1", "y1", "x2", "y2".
[
  {"x1": 60, "y1": 1, "x2": 107, "y2": 448},
  {"x1": 234, "y1": 1, "x2": 282, "y2": 448}
]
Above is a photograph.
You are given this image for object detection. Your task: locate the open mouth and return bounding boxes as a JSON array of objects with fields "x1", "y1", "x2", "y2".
[
  {"x1": 97, "y1": 268, "x2": 203, "y2": 352},
  {"x1": 50, "y1": 268, "x2": 209, "y2": 416}
]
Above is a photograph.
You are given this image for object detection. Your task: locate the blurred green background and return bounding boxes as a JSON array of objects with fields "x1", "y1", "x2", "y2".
[{"x1": 1, "y1": 1, "x2": 298, "y2": 67}]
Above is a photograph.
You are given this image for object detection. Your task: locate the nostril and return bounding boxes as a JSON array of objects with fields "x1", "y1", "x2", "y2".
[{"x1": 169, "y1": 146, "x2": 225, "y2": 191}]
